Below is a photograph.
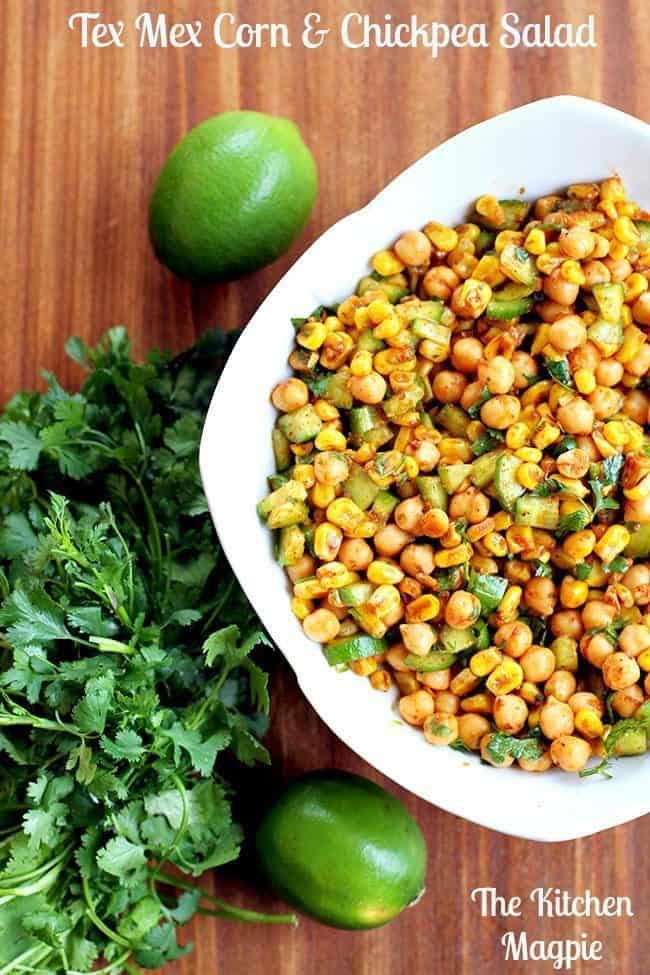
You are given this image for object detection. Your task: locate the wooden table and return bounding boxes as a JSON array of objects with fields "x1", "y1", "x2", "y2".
[{"x1": 4, "y1": 1, "x2": 649, "y2": 972}]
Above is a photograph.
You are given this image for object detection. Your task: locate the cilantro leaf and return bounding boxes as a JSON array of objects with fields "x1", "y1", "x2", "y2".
[
  {"x1": 486, "y1": 733, "x2": 542, "y2": 764},
  {"x1": 0, "y1": 421, "x2": 42, "y2": 470},
  {"x1": 543, "y1": 357, "x2": 574, "y2": 389}
]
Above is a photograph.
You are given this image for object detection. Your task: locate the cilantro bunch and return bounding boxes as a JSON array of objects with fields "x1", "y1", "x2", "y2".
[{"x1": 0, "y1": 329, "x2": 291, "y2": 974}]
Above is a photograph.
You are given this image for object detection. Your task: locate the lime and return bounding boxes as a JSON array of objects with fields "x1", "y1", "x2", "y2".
[
  {"x1": 149, "y1": 111, "x2": 317, "y2": 282},
  {"x1": 255, "y1": 771, "x2": 427, "y2": 929}
]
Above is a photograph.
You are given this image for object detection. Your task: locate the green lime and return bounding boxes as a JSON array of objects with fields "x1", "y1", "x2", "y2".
[
  {"x1": 149, "y1": 111, "x2": 317, "y2": 282},
  {"x1": 255, "y1": 771, "x2": 427, "y2": 929}
]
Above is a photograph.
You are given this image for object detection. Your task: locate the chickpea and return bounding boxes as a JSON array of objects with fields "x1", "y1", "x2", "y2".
[
  {"x1": 624, "y1": 495, "x2": 650, "y2": 524},
  {"x1": 480, "y1": 394, "x2": 521, "y2": 430},
  {"x1": 410, "y1": 440, "x2": 440, "y2": 473},
  {"x1": 581, "y1": 600, "x2": 615, "y2": 630},
  {"x1": 348, "y1": 371, "x2": 387, "y2": 405},
  {"x1": 540, "y1": 697, "x2": 575, "y2": 739},
  {"x1": 625, "y1": 343, "x2": 650, "y2": 378},
  {"x1": 521, "y1": 645, "x2": 556, "y2": 683},
  {"x1": 544, "y1": 670, "x2": 577, "y2": 703},
  {"x1": 385, "y1": 643, "x2": 410, "y2": 672},
  {"x1": 452, "y1": 488, "x2": 490, "y2": 524},
  {"x1": 556, "y1": 449, "x2": 589, "y2": 479},
  {"x1": 575, "y1": 435, "x2": 600, "y2": 462},
  {"x1": 458, "y1": 714, "x2": 491, "y2": 750},
  {"x1": 271, "y1": 377, "x2": 309, "y2": 412},
  {"x1": 494, "y1": 621, "x2": 533, "y2": 658},
  {"x1": 338, "y1": 538, "x2": 373, "y2": 571},
  {"x1": 400, "y1": 622, "x2": 435, "y2": 656},
  {"x1": 583, "y1": 633, "x2": 614, "y2": 669},
  {"x1": 303, "y1": 608, "x2": 340, "y2": 643},
  {"x1": 604, "y1": 257, "x2": 632, "y2": 282},
  {"x1": 622, "y1": 564, "x2": 650, "y2": 606},
  {"x1": 373, "y1": 525, "x2": 413, "y2": 558},
  {"x1": 395, "y1": 230, "x2": 432, "y2": 267},
  {"x1": 518, "y1": 750, "x2": 553, "y2": 773},
  {"x1": 394, "y1": 496, "x2": 426, "y2": 534},
  {"x1": 588, "y1": 386, "x2": 623, "y2": 420},
  {"x1": 400, "y1": 543, "x2": 435, "y2": 578},
  {"x1": 581, "y1": 259, "x2": 611, "y2": 290},
  {"x1": 618, "y1": 623, "x2": 650, "y2": 658},
  {"x1": 432, "y1": 370, "x2": 467, "y2": 404},
  {"x1": 420, "y1": 508, "x2": 449, "y2": 539},
  {"x1": 569, "y1": 692, "x2": 604, "y2": 716},
  {"x1": 399, "y1": 689, "x2": 435, "y2": 726},
  {"x1": 556, "y1": 398, "x2": 594, "y2": 435},
  {"x1": 610, "y1": 684, "x2": 644, "y2": 718},
  {"x1": 550, "y1": 610, "x2": 583, "y2": 640},
  {"x1": 511, "y1": 351, "x2": 538, "y2": 389},
  {"x1": 313, "y1": 451, "x2": 349, "y2": 486},
  {"x1": 445, "y1": 590, "x2": 481, "y2": 629},
  {"x1": 595, "y1": 358, "x2": 624, "y2": 387},
  {"x1": 422, "y1": 265, "x2": 459, "y2": 301},
  {"x1": 494, "y1": 694, "x2": 528, "y2": 734},
  {"x1": 423, "y1": 712, "x2": 458, "y2": 745},
  {"x1": 394, "y1": 672, "x2": 419, "y2": 695},
  {"x1": 550, "y1": 735, "x2": 591, "y2": 772},
  {"x1": 543, "y1": 269, "x2": 579, "y2": 306},
  {"x1": 418, "y1": 669, "x2": 451, "y2": 690},
  {"x1": 435, "y1": 690, "x2": 460, "y2": 713},
  {"x1": 568, "y1": 341, "x2": 600, "y2": 374},
  {"x1": 460, "y1": 380, "x2": 486, "y2": 411},
  {"x1": 602, "y1": 651, "x2": 641, "y2": 690},
  {"x1": 480, "y1": 733, "x2": 515, "y2": 768},
  {"x1": 286, "y1": 554, "x2": 316, "y2": 583},
  {"x1": 559, "y1": 226, "x2": 595, "y2": 259},
  {"x1": 485, "y1": 356, "x2": 516, "y2": 395},
  {"x1": 451, "y1": 337, "x2": 484, "y2": 374},
  {"x1": 539, "y1": 300, "x2": 571, "y2": 324},
  {"x1": 524, "y1": 577, "x2": 557, "y2": 617},
  {"x1": 633, "y1": 292, "x2": 650, "y2": 326},
  {"x1": 559, "y1": 576, "x2": 588, "y2": 609}
]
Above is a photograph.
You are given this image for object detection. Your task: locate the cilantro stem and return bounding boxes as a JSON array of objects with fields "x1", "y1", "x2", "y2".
[
  {"x1": 0, "y1": 944, "x2": 53, "y2": 975},
  {"x1": 68, "y1": 948, "x2": 133, "y2": 975},
  {"x1": 81, "y1": 875, "x2": 131, "y2": 949},
  {"x1": 156, "y1": 871, "x2": 298, "y2": 926},
  {"x1": 0, "y1": 710, "x2": 83, "y2": 738}
]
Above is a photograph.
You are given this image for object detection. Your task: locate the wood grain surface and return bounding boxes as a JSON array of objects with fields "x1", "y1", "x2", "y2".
[{"x1": 3, "y1": 1, "x2": 649, "y2": 972}]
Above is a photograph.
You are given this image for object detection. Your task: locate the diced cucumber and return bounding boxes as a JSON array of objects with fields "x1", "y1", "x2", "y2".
[
  {"x1": 356, "y1": 328, "x2": 385, "y2": 353},
  {"x1": 268, "y1": 472, "x2": 290, "y2": 491},
  {"x1": 551, "y1": 636, "x2": 579, "y2": 672},
  {"x1": 475, "y1": 230, "x2": 496, "y2": 255},
  {"x1": 404, "y1": 650, "x2": 457, "y2": 672},
  {"x1": 383, "y1": 385, "x2": 424, "y2": 419},
  {"x1": 437, "y1": 404, "x2": 470, "y2": 437},
  {"x1": 338, "y1": 582, "x2": 374, "y2": 607},
  {"x1": 344, "y1": 463, "x2": 380, "y2": 511},
  {"x1": 439, "y1": 463, "x2": 472, "y2": 494},
  {"x1": 514, "y1": 495, "x2": 560, "y2": 530},
  {"x1": 411, "y1": 315, "x2": 446, "y2": 342},
  {"x1": 356, "y1": 275, "x2": 409, "y2": 304},
  {"x1": 324, "y1": 634, "x2": 388, "y2": 666},
  {"x1": 258, "y1": 480, "x2": 307, "y2": 520},
  {"x1": 608, "y1": 722, "x2": 647, "y2": 757},
  {"x1": 399, "y1": 300, "x2": 443, "y2": 323},
  {"x1": 495, "y1": 282, "x2": 537, "y2": 301},
  {"x1": 500, "y1": 243, "x2": 538, "y2": 287},
  {"x1": 276, "y1": 525, "x2": 305, "y2": 567},
  {"x1": 475, "y1": 199, "x2": 531, "y2": 231},
  {"x1": 494, "y1": 453, "x2": 525, "y2": 511},
  {"x1": 350, "y1": 405, "x2": 383, "y2": 437},
  {"x1": 471, "y1": 449, "x2": 503, "y2": 489},
  {"x1": 588, "y1": 318, "x2": 624, "y2": 354},
  {"x1": 267, "y1": 500, "x2": 309, "y2": 530},
  {"x1": 549, "y1": 436, "x2": 579, "y2": 458},
  {"x1": 415, "y1": 476, "x2": 447, "y2": 510},
  {"x1": 473, "y1": 620, "x2": 490, "y2": 650},
  {"x1": 349, "y1": 607, "x2": 387, "y2": 638},
  {"x1": 440, "y1": 625, "x2": 475, "y2": 654},
  {"x1": 371, "y1": 490, "x2": 398, "y2": 524},
  {"x1": 592, "y1": 282, "x2": 625, "y2": 323},
  {"x1": 486, "y1": 295, "x2": 535, "y2": 321},
  {"x1": 634, "y1": 220, "x2": 650, "y2": 245},
  {"x1": 272, "y1": 426, "x2": 292, "y2": 471},
  {"x1": 326, "y1": 368, "x2": 354, "y2": 409},
  {"x1": 277, "y1": 405, "x2": 323, "y2": 444},
  {"x1": 625, "y1": 524, "x2": 650, "y2": 558},
  {"x1": 363, "y1": 424, "x2": 394, "y2": 449},
  {"x1": 468, "y1": 573, "x2": 507, "y2": 614}
]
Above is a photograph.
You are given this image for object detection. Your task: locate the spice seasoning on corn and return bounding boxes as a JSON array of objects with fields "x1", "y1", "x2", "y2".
[{"x1": 259, "y1": 177, "x2": 650, "y2": 775}]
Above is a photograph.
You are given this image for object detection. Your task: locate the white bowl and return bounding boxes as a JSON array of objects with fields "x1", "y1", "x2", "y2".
[{"x1": 200, "y1": 96, "x2": 650, "y2": 842}]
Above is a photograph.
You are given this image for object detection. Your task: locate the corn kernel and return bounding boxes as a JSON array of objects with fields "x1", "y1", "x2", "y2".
[
  {"x1": 637, "y1": 649, "x2": 650, "y2": 671},
  {"x1": 293, "y1": 464, "x2": 316, "y2": 489},
  {"x1": 483, "y1": 532, "x2": 508, "y2": 558},
  {"x1": 614, "y1": 215, "x2": 640, "y2": 247},
  {"x1": 495, "y1": 229, "x2": 523, "y2": 254},
  {"x1": 327, "y1": 496, "x2": 363, "y2": 529},
  {"x1": 371, "y1": 249, "x2": 405, "y2": 277},
  {"x1": 506, "y1": 422, "x2": 529, "y2": 450},
  {"x1": 476, "y1": 195, "x2": 505, "y2": 226},
  {"x1": 354, "y1": 306, "x2": 371, "y2": 329},
  {"x1": 473, "y1": 254, "x2": 505, "y2": 287},
  {"x1": 296, "y1": 321, "x2": 328, "y2": 351},
  {"x1": 369, "y1": 584, "x2": 402, "y2": 619},
  {"x1": 493, "y1": 511, "x2": 513, "y2": 531},
  {"x1": 316, "y1": 562, "x2": 356, "y2": 590},
  {"x1": 575, "y1": 708, "x2": 604, "y2": 739},
  {"x1": 594, "y1": 525, "x2": 631, "y2": 563},
  {"x1": 562, "y1": 529, "x2": 596, "y2": 561},
  {"x1": 434, "y1": 543, "x2": 472, "y2": 568},
  {"x1": 450, "y1": 668, "x2": 481, "y2": 696},
  {"x1": 438, "y1": 437, "x2": 473, "y2": 462},
  {"x1": 536, "y1": 250, "x2": 563, "y2": 275},
  {"x1": 313, "y1": 400, "x2": 338, "y2": 422},
  {"x1": 515, "y1": 447, "x2": 543, "y2": 463},
  {"x1": 460, "y1": 693, "x2": 494, "y2": 715},
  {"x1": 348, "y1": 516, "x2": 378, "y2": 539},
  {"x1": 621, "y1": 304, "x2": 632, "y2": 326},
  {"x1": 423, "y1": 221, "x2": 458, "y2": 252},
  {"x1": 370, "y1": 669, "x2": 392, "y2": 691},
  {"x1": 367, "y1": 559, "x2": 404, "y2": 586},
  {"x1": 291, "y1": 596, "x2": 313, "y2": 620},
  {"x1": 601, "y1": 177, "x2": 625, "y2": 202},
  {"x1": 603, "y1": 421, "x2": 628, "y2": 448},
  {"x1": 374, "y1": 316, "x2": 402, "y2": 340},
  {"x1": 313, "y1": 522, "x2": 343, "y2": 562},
  {"x1": 403, "y1": 456, "x2": 419, "y2": 479},
  {"x1": 560, "y1": 576, "x2": 589, "y2": 608},
  {"x1": 497, "y1": 586, "x2": 523, "y2": 620},
  {"x1": 293, "y1": 577, "x2": 327, "y2": 600},
  {"x1": 486, "y1": 659, "x2": 524, "y2": 695},
  {"x1": 453, "y1": 278, "x2": 492, "y2": 318},
  {"x1": 350, "y1": 657, "x2": 378, "y2": 677},
  {"x1": 531, "y1": 325, "x2": 553, "y2": 359},
  {"x1": 470, "y1": 648, "x2": 502, "y2": 678},
  {"x1": 406, "y1": 594, "x2": 441, "y2": 622},
  {"x1": 617, "y1": 325, "x2": 645, "y2": 364},
  {"x1": 367, "y1": 298, "x2": 392, "y2": 324},
  {"x1": 574, "y1": 368, "x2": 596, "y2": 395},
  {"x1": 324, "y1": 315, "x2": 342, "y2": 333},
  {"x1": 516, "y1": 462, "x2": 544, "y2": 490},
  {"x1": 533, "y1": 420, "x2": 561, "y2": 450},
  {"x1": 610, "y1": 241, "x2": 630, "y2": 262},
  {"x1": 520, "y1": 681, "x2": 544, "y2": 706},
  {"x1": 315, "y1": 427, "x2": 347, "y2": 452},
  {"x1": 624, "y1": 272, "x2": 648, "y2": 303},
  {"x1": 524, "y1": 227, "x2": 547, "y2": 255},
  {"x1": 561, "y1": 260, "x2": 586, "y2": 286}
]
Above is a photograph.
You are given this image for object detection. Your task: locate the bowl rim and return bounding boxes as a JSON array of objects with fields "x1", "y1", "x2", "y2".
[{"x1": 200, "y1": 95, "x2": 650, "y2": 842}]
